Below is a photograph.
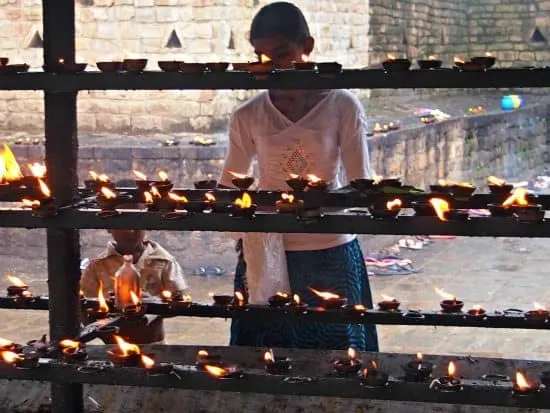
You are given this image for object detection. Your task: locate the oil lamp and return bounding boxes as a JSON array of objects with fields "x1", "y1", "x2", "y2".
[
  {"x1": 382, "y1": 53, "x2": 411, "y2": 72},
  {"x1": 85, "y1": 170, "x2": 113, "y2": 192},
  {"x1": 107, "y1": 335, "x2": 142, "y2": 367},
  {"x1": 21, "y1": 178, "x2": 56, "y2": 217},
  {"x1": 153, "y1": 170, "x2": 173, "y2": 197},
  {"x1": 430, "y1": 361, "x2": 462, "y2": 391},
  {"x1": 276, "y1": 193, "x2": 303, "y2": 213},
  {"x1": 293, "y1": 54, "x2": 315, "y2": 70},
  {"x1": 0, "y1": 350, "x2": 39, "y2": 369},
  {"x1": 133, "y1": 170, "x2": 152, "y2": 194},
  {"x1": 513, "y1": 371, "x2": 540, "y2": 396},
  {"x1": 360, "y1": 360, "x2": 389, "y2": 387},
  {"x1": 6, "y1": 275, "x2": 29, "y2": 297},
  {"x1": 403, "y1": 352, "x2": 433, "y2": 382},
  {"x1": 58, "y1": 339, "x2": 88, "y2": 363},
  {"x1": 228, "y1": 171, "x2": 255, "y2": 190},
  {"x1": 333, "y1": 347, "x2": 362, "y2": 377},
  {"x1": 435, "y1": 287, "x2": 464, "y2": 313},
  {"x1": 369, "y1": 198, "x2": 402, "y2": 220},
  {"x1": 194, "y1": 178, "x2": 218, "y2": 189},
  {"x1": 487, "y1": 175, "x2": 513, "y2": 195},
  {"x1": 349, "y1": 178, "x2": 375, "y2": 192},
  {"x1": 248, "y1": 54, "x2": 274, "y2": 78},
  {"x1": 387, "y1": 121, "x2": 400, "y2": 131},
  {"x1": 431, "y1": 179, "x2": 476, "y2": 198},
  {"x1": 286, "y1": 174, "x2": 310, "y2": 192},
  {"x1": 264, "y1": 349, "x2": 292, "y2": 375},
  {"x1": 501, "y1": 188, "x2": 544, "y2": 222},
  {"x1": 204, "y1": 363, "x2": 244, "y2": 380},
  {"x1": 121, "y1": 291, "x2": 145, "y2": 318},
  {"x1": 467, "y1": 304, "x2": 486, "y2": 317},
  {"x1": 196, "y1": 349, "x2": 222, "y2": 369},
  {"x1": 290, "y1": 293, "x2": 308, "y2": 310},
  {"x1": 96, "y1": 186, "x2": 119, "y2": 212},
  {"x1": 316, "y1": 61, "x2": 342, "y2": 75},
  {"x1": 87, "y1": 283, "x2": 111, "y2": 321},
  {"x1": 234, "y1": 291, "x2": 246, "y2": 307},
  {"x1": 525, "y1": 302, "x2": 549, "y2": 321},
  {"x1": 373, "y1": 123, "x2": 383, "y2": 134},
  {"x1": 429, "y1": 197, "x2": 451, "y2": 222},
  {"x1": 0, "y1": 338, "x2": 23, "y2": 353},
  {"x1": 471, "y1": 52, "x2": 496, "y2": 69},
  {"x1": 309, "y1": 287, "x2": 347, "y2": 309},
  {"x1": 210, "y1": 292, "x2": 234, "y2": 306},
  {"x1": 377, "y1": 294, "x2": 400, "y2": 311},
  {"x1": 418, "y1": 55, "x2": 442, "y2": 69},
  {"x1": 268, "y1": 291, "x2": 292, "y2": 307},
  {"x1": 306, "y1": 174, "x2": 328, "y2": 192},
  {"x1": 230, "y1": 192, "x2": 256, "y2": 218}
]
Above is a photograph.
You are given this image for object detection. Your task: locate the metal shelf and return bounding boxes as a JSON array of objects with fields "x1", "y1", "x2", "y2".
[{"x1": 0, "y1": 68, "x2": 549, "y2": 91}]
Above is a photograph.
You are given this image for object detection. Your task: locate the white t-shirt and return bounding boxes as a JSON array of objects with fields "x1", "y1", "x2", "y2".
[{"x1": 220, "y1": 89, "x2": 371, "y2": 252}]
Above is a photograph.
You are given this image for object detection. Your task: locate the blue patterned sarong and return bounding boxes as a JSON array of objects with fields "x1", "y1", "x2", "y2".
[{"x1": 231, "y1": 238, "x2": 379, "y2": 351}]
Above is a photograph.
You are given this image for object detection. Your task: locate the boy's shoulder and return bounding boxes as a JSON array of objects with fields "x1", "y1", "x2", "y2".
[
  {"x1": 330, "y1": 89, "x2": 363, "y2": 108},
  {"x1": 232, "y1": 91, "x2": 269, "y2": 120},
  {"x1": 142, "y1": 241, "x2": 176, "y2": 262}
]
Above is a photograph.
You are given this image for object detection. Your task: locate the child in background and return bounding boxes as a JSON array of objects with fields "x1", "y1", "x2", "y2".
[{"x1": 219, "y1": 2, "x2": 378, "y2": 351}]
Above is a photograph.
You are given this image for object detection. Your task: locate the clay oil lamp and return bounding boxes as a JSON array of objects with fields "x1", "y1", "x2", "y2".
[
  {"x1": 249, "y1": 54, "x2": 274, "y2": 79},
  {"x1": 435, "y1": 287, "x2": 464, "y2": 313},
  {"x1": 429, "y1": 197, "x2": 467, "y2": 221},
  {"x1": 310, "y1": 287, "x2": 347, "y2": 309},
  {"x1": 306, "y1": 174, "x2": 328, "y2": 192},
  {"x1": 525, "y1": 302, "x2": 549, "y2": 321},
  {"x1": 453, "y1": 56, "x2": 466, "y2": 69},
  {"x1": 369, "y1": 198, "x2": 402, "y2": 220},
  {"x1": 0, "y1": 338, "x2": 23, "y2": 353},
  {"x1": 290, "y1": 293, "x2": 308, "y2": 311},
  {"x1": 387, "y1": 121, "x2": 400, "y2": 131},
  {"x1": 373, "y1": 123, "x2": 384, "y2": 134},
  {"x1": 5, "y1": 275, "x2": 29, "y2": 297},
  {"x1": 96, "y1": 61, "x2": 123, "y2": 73},
  {"x1": 161, "y1": 290, "x2": 173, "y2": 303},
  {"x1": 133, "y1": 170, "x2": 153, "y2": 194},
  {"x1": 276, "y1": 192, "x2": 303, "y2": 213},
  {"x1": 196, "y1": 349, "x2": 223, "y2": 369},
  {"x1": 143, "y1": 187, "x2": 165, "y2": 211},
  {"x1": 264, "y1": 349, "x2": 292, "y2": 375},
  {"x1": 268, "y1": 291, "x2": 292, "y2": 307},
  {"x1": 0, "y1": 350, "x2": 39, "y2": 369},
  {"x1": 206, "y1": 62, "x2": 230, "y2": 73},
  {"x1": 58, "y1": 339, "x2": 87, "y2": 363},
  {"x1": 210, "y1": 292, "x2": 234, "y2": 306},
  {"x1": 487, "y1": 175, "x2": 513, "y2": 196},
  {"x1": 0, "y1": 64, "x2": 29, "y2": 74},
  {"x1": 350, "y1": 178, "x2": 375, "y2": 192},
  {"x1": 204, "y1": 363, "x2": 244, "y2": 380},
  {"x1": 181, "y1": 63, "x2": 207, "y2": 75},
  {"x1": 163, "y1": 192, "x2": 189, "y2": 219},
  {"x1": 513, "y1": 371, "x2": 540, "y2": 396},
  {"x1": 333, "y1": 347, "x2": 363, "y2": 377},
  {"x1": 121, "y1": 291, "x2": 146, "y2": 319},
  {"x1": 502, "y1": 188, "x2": 544, "y2": 222},
  {"x1": 430, "y1": 361, "x2": 462, "y2": 392},
  {"x1": 16, "y1": 161, "x2": 46, "y2": 190},
  {"x1": 152, "y1": 170, "x2": 174, "y2": 197},
  {"x1": 26, "y1": 334, "x2": 50, "y2": 355},
  {"x1": 420, "y1": 114, "x2": 437, "y2": 124},
  {"x1": 360, "y1": 360, "x2": 389, "y2": 387},
  {"x1": 140, "y1": 353, "x2": 173, "y2": 375},
  {"x1": 0, "y1": 57, "x2": 7, "y2": 66},
  {"x1": 316, "y1": 62, "x2": 342, "y2": 76},
  {"x1": 172, "y1": 294, "x2": 193, "y2": 309},
  {"x1": 107, "y1": 335, "x2": 142, "y2": 367},
  {"x1": 194, "y1": 178, "x2": 218, "y2": 189},
  {"x1": 232, "y1": 62, "x2": 250, "y2": 72},
  {"x1": 184, "y1": 192, "x2": 212, "y2": 213},
  {"x1": 122, "y1": 58, "x2": 148, "y2": 73},
  {"x1": 418, "y1": 55, "x2": 442, "y2": 70},
  {"x1": 157, "y1": 60, "x2": 183, "y2": 72},
  {"x1": 373, "y1": 175, "x2": 402, "y2": 188},
  {"x1": 413, "y1": 197, "x2": 450, "y2": 220},
  {"x1": 85, "y1": 170, "x2": 113, "y2": 192},
  {"x1": 202, "y1": 192, "x2": 228, "y2": 213},
  {"x1": 21, "y1": 178, "x2": 56, "y2": 217},
  {"x1": 293, "y1": 54, "x2": 315, "y2": 71},
  {"x1": 467, "y1": 304, "x2": 487, "y2": 317},
  {"x1": 234, "y1": 291, "x2": 246, "y2": 307},
  {"x1": 228, "y1": 170, "x2": 255, "y2": 190},
  {"x1": 86, "y1": 283, "x2": 111, "y2": 321},
  {"x1": 377, "y1": 294, "x2": 401, "y2": 312},
  {"x1": 431, "y1": 179, "x2": 476, "y2": 198},
  {"x1": 471, "y1": 52, "x2": 496, "y2": 69},
  {"x1": 96, "y1": 186, "x2": 119, "y2": 213},
  {"x1": 540, "y1": 370, "x2": 550, "y2": 387},
  {"x1": 403, "y1": 352, "x2": 434, "y2": 382},
  {"x1": 45, "y1": 58, "x2": 87, "y2": 74},
  {"x1": 286, "y1": 173, "x2": 310, "y2": 192},
  {"x1": 453, "y1": 56, "x2": 484, "y2": 71},
  {"x1": 382, "y1": 53, "x2": 411, "y2": 72},
  {"x1": 229, "y1": 192, "x2": 256, "y2": 218}
]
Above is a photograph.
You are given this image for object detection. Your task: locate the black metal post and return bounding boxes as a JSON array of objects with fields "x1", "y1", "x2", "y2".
[{"x1": 42, "y1": 0, "x2": 82, "y2": 411}]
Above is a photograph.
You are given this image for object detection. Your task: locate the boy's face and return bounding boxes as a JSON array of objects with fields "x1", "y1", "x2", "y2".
[
  {"x1": 252, "y1": 35, "x2": 314, "y2": 69},
  {"x1": 108, "y1": 229, "x2": 146, "y2": 254}
]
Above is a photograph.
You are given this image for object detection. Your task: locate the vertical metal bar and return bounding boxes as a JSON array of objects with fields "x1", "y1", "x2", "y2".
[{"x1": 42, "y1": 0, "x2": 82, "y2": 412}]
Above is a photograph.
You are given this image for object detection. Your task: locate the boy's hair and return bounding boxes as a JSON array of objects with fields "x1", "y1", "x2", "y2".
[{"x1": 250, "y1": 2, "x2": 310, "y2": 44}]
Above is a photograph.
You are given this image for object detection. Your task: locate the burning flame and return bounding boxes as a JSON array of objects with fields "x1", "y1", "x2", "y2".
[
  {"x1": 309, "y1": 287, "x2": 340, "y2": 300},
  {"x1": 354, "y1": 304, "x2": 367, "y2": 311},
  {"x1": 515, "y1": 371, "x2": 530, "y2": 390},
  {"x1": 371, "y1": 360, "x2": 378, "y2": 370},
  {"x1": 386, "y1": 198, "x2": 402, "y2": 211},
  {"x1": 161, "y1": 290, "x2": 172, "y2": 300},
  {"x1": 129, "y1": 290, "x2": 140, "y2": 306},
  {"x1": 28, "y1": 163, "x2": 46, "y2": 178},
  {"x1": 144, "y1": 191, "x2": 153, "y2": 204},
  {"x1": 58, "y1": 58, "x2": 65, "y2": 64},
  {"x1": 150, "y1": 186, "x2": 161, "y2": 199},
  {"x1": 487, "y1": 176, "x2": 506, "y2": 186},
  {"x1": 472, "y1": 304, "x2": 483, "y2": 311},
  {"x1": 293, "y1": 294, "x2": 301, "y2": 305},
  {"x1": 502, "y1": 188, "x2": 529, "y2": 207},
  {"x1": 347, "y1": 348, "x2": 356, "y2": 360},
  {"x1": 0, "y1": 144, "x2": 22, "y2": 183},
  {"x1": 235, "y1": 291, "x2": 245, "y2": 304},
  {"x1": 434, "y1": 287, "x2": 456, "y2": 301},
  {"x1": 306, "y1": 174, "x2": 322, "y2": 183},
  {"x1": 97, "y1": 282, "x2": 109, "y2": 313},
  {"x1": 387, "y1": 53, "x2": 397, "y2": 60},
  {"x1": 417, "y1": 352, "x2": 423, "y2": 361},
  {"x1": 485, "y1": 52, "x2": 492, "y2": 57},
  {"x1": 158, "y1": 170, "x2": 169, "y2": 182},
  {"x1": 59, "y1": 339, "x2": 80, "y2": 350},
  {"x1": 100, "y1": 186, "x2": 117, "y2": 199},
  {"x1": 205, "y1": 192, "x2": 216, "y2": 202},
  {"x1": 204, "y1": 364, "x2": 227, "y2": 377},
  {"x1": 281, "y1": 193, "x2": 294, "y2": 203},
  {"x1": 428, "y1": 55, "x2": 436, "y2": 60},
  {"x1": 534, "y1": 302, "x2": 546, "y2": 311},
  {"x1": 168, "y1": 193, "x2": 189, "y2": 203},
  {"x1": 38, "y1": 179, "x2": 51, "y2": 198},
  {"x1": 264, "y1": 350, "x2": 274, "y2": 363},
  {"x1": 301, "y1": 54, "x2": 309, "y2": 62},
  {"x1": 141, "y1": 354, "x2": 155, "y2": 369},
  {"x1": 447, "y1": 361, "x2": 456, "y2": 377},
  {"x1": 89, "y1": 171, "x2": 110, "y2": 182},
  {"x1": 198, "y1": 350, "x2": 209, "y2": 358},
  {"x1": 453, "y1": 56, "x2": 465, "y2": 64},
  {"x1": 114, "y1": 335, "x2": 140, "y2": 356},
  {"x1": 289, "y1": 173, "x2": 300, "y2": 179},
  {"x1": 260, "y1": 54, "x2": 271, "y2": 64},
  {"x1": 380, "y1": 294, "x2": 395, "y2": 302},
  {"x1": 276, "y1": 292, "x2": 289, "y2": 298},
  {"x1": 133, "y1": 170, "x2": 147, "y2": 181},
  {"x1": 0, "y1": 351, "x2": 22, "y2": 364},
  {"x1": 21, "y1": 199, "x2": 40, "y2": 207},
  {"x1": 429, "y1": 198, "x2": 450, "y2": 221},
  {"x1": 0, "y1": 338, "x2": 13, "y2": 348},
  {"x1": 234, "y1": 192, "x2": 252, "y2": 209},
  {"x1": 6, "y1": 275, "x2": 26, "y2": 287},
  {"x1": 372, "y1": 174, "x2": 383, "y2": 184},
  {"x1": 228, "y1": 171, "x2": 248, "y2": 179}
]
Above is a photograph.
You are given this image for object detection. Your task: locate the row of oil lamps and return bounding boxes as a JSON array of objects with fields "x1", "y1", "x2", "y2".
[{"x1": 0, "y1": 334, "x2": 545, "y2": 396}]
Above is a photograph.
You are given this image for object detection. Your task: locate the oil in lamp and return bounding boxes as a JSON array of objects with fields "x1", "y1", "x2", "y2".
[
  {"x1": 369, "y1": 198, "x2": 402, "y2": 220},
  {"x1": 196, "y1": 349, "x2": 222, "y2": 369},
  {"x1": 430, "y1": 360, "x2": 462, "y2": 391},
  {"x1": 0, "y1": 338, "x2": 23, "y2": 353},
  {"x1": 248, "y1": 54, "x2": 274, "y2": 78},
  {"x1": 306, "y1": 174, "x2": 328, "y2": 192},
  {"x1": 86, "y1": 282, "x2": 110, "y2": 321},
  {"x1": 377, "y1": 294, "x2": 400, "y2": 311},
  {"x1": 435, "y1": 287, "x2": 464, "y2": 313},
  {"x1": 204, "y1": 363, "x2": 244, "y2": 380},
  {"x1": 360, "y1": 360, "x2": 389, "y2": 387},
  {"x1": 268, "y1": 291, "x2": 292, "y2": 307},
  {"x1": 333, "y1": 347, "x2": 362, "y2": 376},
  {"x1": 403, "y1": 352, "x2": 433, "y2": 382},
  {"x1": 525, "y1": 302, "x2": 549, "y2": 321},
  {"x1": 310, "y1": 287, "x2": 347, "y2": 309},
  {"x1": 210, "y1": 291, "x2": 234, "y2": 306},
  {"x1": 228, "y1": 171, "x2": 255, "y2": 190},
  {"x1": 264, "y1": 349, "x2": 292, "y2": 375},
  {"x1": 513, "y1": 371, "x2": 540, "y2": 396},
  {"x1": 487, "y1": 175, "x2": 513, "y2": 195},
  {"x1": 286, "y1": 173, "x2": 310, "y2": 192},
  {"x1": 6, "y1": 275, "x2": 29, "y2": 297},
  {"x1": 58, "y1": 339, "x2": 87, "y2": 363},
  {"x1": 382, "y1": 53, "x2": 411, "y2": 72},
  {"x1": 467, "y1": 304, "x2": 486, "y2": 317},
  {"x1": 0, "y1": 350, "x2": 39, "y2": 369},
  {"x1": 293, "y1": 54, "x2": 315, "y2": 70},
  {"x1": 85, "y1": 170, "x2": 113, "y2": 192},
  {"x1": 275, "y1": 193, "x2": 303, "y2": 213},
  {"x1": 107, "y1": 335, "x2": 142, "y2": 367},
  {"x1": 230, "y1": 192, "x2": 256, "y2": 218}
]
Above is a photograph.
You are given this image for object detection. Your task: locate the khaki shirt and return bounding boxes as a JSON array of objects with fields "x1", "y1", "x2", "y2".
[{"x1": 80, "y1": 241, "x2": 188, "y2": 298}]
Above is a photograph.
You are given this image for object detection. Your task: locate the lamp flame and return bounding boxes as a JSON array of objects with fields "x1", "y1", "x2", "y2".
[
  {"x1": 0, "y1": 338, "x2": 13, "y2": 348},
  {"x1": 235, "y1": 291, "x2": 245, "y2": 305},
  {"x1": 97, "y1": 281, "x2": 109, "y2": 313},
  {"x1": 354, "y1": 304, "x2": 367, "y2": 311},
  {"x1": 144, "y1": 192, "x2": 153, "y2": 204},
  {"x1": 21, "y1": 199, "x2": 41, "y2": 207},
  {"x1": 158, "y1": 170, "x2": 169, "y2": 182},
  {"x1": 0, "y1": 144, "x2": 22, "y2": 183},
  {"x1": 161, "y1": 290, "x2": 172, "y2": 300},
  {"x1": 453, "y1": 56, "x2": 465, "y2": 64},
  {"x1": 447, "y1": 361, "x2": 456, "y2": 377},
  {"x1": 428, "y1": 55, "x2": 436, "y2": 60},
  {"x1": 168, "y1": 193, "x2": 189, "y2": 203},
  {"x1": 301, "y1": 54, "x2": 309, "y2": 62},
  {"x1": 429, "y1": 198, "x2": 450, "y2": 221},
  {"x1": 264, "y1": 350, "x2": 274, "y2": 363},
  {"x1": 0, "y1": 351, "x2": 22, "y2": 364},
  {"x1": 205, "y1": 192, "x2": 216, "y2": 202},
  {"x1": 38, "y1": 179, "x2": 51, "y2": 198},
  {"x1": 100, "y1": 187, "x2": 117, "y2": 199},
  {"x1": 487, "y1": 176, "x2": 506, "y2": 186},
  {"x1": 534, "y1": 302, "x2": 546, "y2": 311},
  {"x1": 293, "y1": 294, "x2": 301, "y2": 305},
  {"x1": 27, "y1": 163, "x2": 46, "y2": 178},
  {"x1": 234, "y1": 192, "x2": 252, "y2": 209},
  {"x1": 141, "y1": 354, "x2": 155, "y2": 369},
  {"x1": 502, "y1": 188, "x2": 529, "y2": 207},
  {"x1": 386, "y1": 198, "x2": 402, "y2": 211},
  {"x1": 434, "y1": 287, "x2": 456, "y2": 301},
  {"x1": 204, "y1": 364, "x2": 227, "y2": 377},
  {"x1": 130, "y1": 290, "x2": 140, "y2": 306},
  {"x1": 309, "y1": 287, "x2": 340, "y2": 300},
  {"x1": 260, "y1": 54, "x2": 271, "y2": 64},
  {"x1": 380, "y1": 294, "x2": 395, "y2": 301},
  {"x1": 133, "y1": 170, "x2": 147, "y2": 181},
  {"x1": 306, "y1": 174, "x2": 322, "y2": 183},
  {"x1": 197, "y1": 350, "x2": 209, "y2": 358},
  {"x1": 417, "y1": 352, "x2": 423, "y2": 361},
  {"x1": 59, "y1": 339, "x2": 80, "y2": 350},
  {"x1": 89, "y1": 171, "x2": 110, "y2": 182},
  {"x1": 387, "y1": 53, "x2": 397, "y2": 60},
  {"x1": 281, "y1": 193, "x2": 295, "y2": 203},
  {"x1": 114, "y1": 335, "x2": 140, "y2": 356},
  {"x1": 347, "y1": 348, "x2": 356, "y2": 360},
  {"x1": 515, "y1": 371, "x2": 530, "y2": 390},
  {"x1": 6, "y1": 275, "x2": 26, "y2": 287}
]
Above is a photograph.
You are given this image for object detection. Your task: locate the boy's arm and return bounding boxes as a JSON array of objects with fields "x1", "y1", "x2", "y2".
[
  {"x1": 162, "y1": 260, "x2": 189, "y2": 295},
  {"x1": 80, "y1": 262, "x2": 100, "y2": 297},
  {"x1": 218, "y1": 114, "x2": 255, "y2": 188}
]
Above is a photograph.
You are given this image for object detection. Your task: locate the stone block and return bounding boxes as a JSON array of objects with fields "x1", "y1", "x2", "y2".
[
  {"x1": 114, "y1": 6, "x2": 135, "y2": 20},
  {"x1": 135, "y1": 0, "x2": 154, "y2": 5},
  {"x1": 130, "y1": 115, "x2": 163, "y2": 132},
  {"x1": 135, "y1": 7, "x2": 155, "y2": 22},
  {"x1": 156, "y1": 7, "x2": 179, "y2": 22},
  {"x1": 77, "y1": 113, "x2": 97, "y2": 132},
  {"x1": 94, "y1": 0, "x2": 114, "y2": 6},
  {"x1": 95, "y1": 114, "x2": 131, "y2": 133}
]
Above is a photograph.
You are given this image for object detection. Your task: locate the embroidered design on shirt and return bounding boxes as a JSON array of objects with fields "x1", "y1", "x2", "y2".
[{"x1": 280, "y1": 139, "x2": 314, "y2": 175}]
